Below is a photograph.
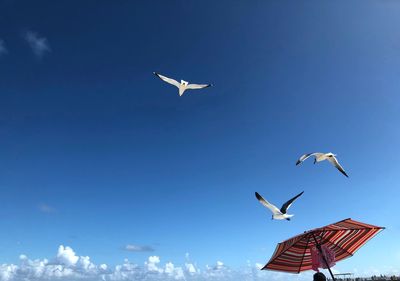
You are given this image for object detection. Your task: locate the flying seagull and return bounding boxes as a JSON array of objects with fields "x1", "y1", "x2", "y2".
[
  {"x1": 296, "y1": 152, "x2": 349, "y2": 177},
  {"x1": 153, "y1": 72, "x2": 212, "y2": 96},
  {"x1": 255, "y1": 191, "x2": 304, "y2": 221}
]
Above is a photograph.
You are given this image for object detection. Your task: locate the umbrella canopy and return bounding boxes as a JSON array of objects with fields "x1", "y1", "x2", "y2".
[{"x1": 263, "y1": 218, "x2": 384, "y2": 274}]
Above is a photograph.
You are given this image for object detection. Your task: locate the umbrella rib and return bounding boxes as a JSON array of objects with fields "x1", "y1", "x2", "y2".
[
  {"x1": 297, "y1": 233, "x2": 310, "y2": 273},
  {"x1": 263, "y1": 237, "x2": 303, "y2": 269},
  {"x1": 328, "y1": 240, "x2": 354, "y2": 258},
  {"x1": 314, "y1": 230, "x2": 357, "y2": 258}
]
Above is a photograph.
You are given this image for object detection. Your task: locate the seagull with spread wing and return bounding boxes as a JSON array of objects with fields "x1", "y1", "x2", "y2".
[
  {"x1": 255, "y1": 191, "x2": 304, "y2": 221},
  {"x1": 153, "y1": 72, "x2": 212, "y2": 96},
  {"x1": 296, "y1": 152, "x2": 349, "y2": 177}
]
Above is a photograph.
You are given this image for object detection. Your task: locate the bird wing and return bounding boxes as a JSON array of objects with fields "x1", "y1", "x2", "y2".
[
  {"x1": 327, "y1": 156, "x2": 349, "y2": 177},
  {"x1": 153, "y1": 72, "x2": 181, "y2": 88},
  {"x1": 186, "y1": 83, "x2": 212, "y2": 90},
  {"x1": 255, "y1": 192, "x2": 281, "y2": 215},
  {"x1": 296, "y1": 152, "x2": 323, "y2": 165},
  {"x1": 280, "y1": 191, "x2": 304, "y2": 214}
]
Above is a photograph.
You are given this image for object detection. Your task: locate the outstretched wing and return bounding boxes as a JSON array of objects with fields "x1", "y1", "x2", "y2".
[
  {"x1": 296, "y1": 152, "x2": 323, "y2": 165},
  {"x1": 280, "y1": 191, "x2": 304, "y2": 214},
  {"x1": 327, "y1": 156, "x2": 349, "y2": 177},
  {"x1": 255, "y1": 192, "x2": 281, "y2": 215},
  {"x1": 153, "y1": 72, "x2": 180, "y2": 88},
  {"x1": 186, "y1": 83, "x2": 212, "y2": 90}
]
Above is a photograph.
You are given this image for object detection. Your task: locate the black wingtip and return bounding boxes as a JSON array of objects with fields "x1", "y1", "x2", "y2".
[
  {"x1": 295, "y1": 160, "x2": 301, "y2": 166},
  {"x1": 153, "y1": 72, "x2": 163, "y2": 78},
  {"x1": 339, "y1": 169, "x2": 349, "y2": 178},
  {"x1": 255, "y1": 192, "x2": 262, "y2": 200}
]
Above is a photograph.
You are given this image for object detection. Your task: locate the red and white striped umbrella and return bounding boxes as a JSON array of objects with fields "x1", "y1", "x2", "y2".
[{"x1": 263, "y1": 218, "x2": 384, "y2": 280}]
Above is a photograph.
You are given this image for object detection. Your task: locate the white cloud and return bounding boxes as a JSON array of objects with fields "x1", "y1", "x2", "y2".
[
  {"x1": 56, "y1": 245, "x2": 79, "y2": 266},
  {"x1": 24, "y1": 31, "x2": 50, "y2": 58},
  {"x1": 185, "y1": 263, "x2": 197, "y2": 274},
  {"x1": 0, "y1": 264, "x2": 17, "y2": 281},
  {"x1": 124, "y1": 244, "x2": 154, "y2": 252},
  {"x1": 215, "y1": 261, "x2": 224, "y2": 269},
  {"x1": 145, "y1": 255, "x2": 163, "y2": 273},
  {"x1": 164, "y1": 262, "x2": 185, "y2": 280},
  {"x1": 0, "y1": 39, "x2": 7, "y2": 56},
  {"x1": 0, "y1": 246, "x2": 397, "y2": 281}
]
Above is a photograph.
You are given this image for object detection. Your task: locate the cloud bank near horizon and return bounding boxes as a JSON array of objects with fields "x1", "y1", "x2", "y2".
[
  {"x1": 0, "y1": 245, "x2": 397, "y2": 281},
  {"x1": 0, "y1": 245, "x2": 301, "y2": 281}
]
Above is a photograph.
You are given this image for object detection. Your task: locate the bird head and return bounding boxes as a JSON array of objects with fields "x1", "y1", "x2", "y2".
[{"x1": 181, "y1": 80, "x2": 188, "y2": 86}]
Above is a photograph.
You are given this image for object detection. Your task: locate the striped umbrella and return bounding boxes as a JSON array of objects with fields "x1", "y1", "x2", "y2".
[{"x1": 262, "y1": 218, "x2": 384, "y2": 280}]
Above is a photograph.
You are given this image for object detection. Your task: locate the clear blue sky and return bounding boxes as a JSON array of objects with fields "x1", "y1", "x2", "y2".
[{"x1": 0, "y1": 0, "x2": 400, "y2": 279}]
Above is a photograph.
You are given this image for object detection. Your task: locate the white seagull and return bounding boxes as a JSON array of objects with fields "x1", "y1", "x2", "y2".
[
  {"x1": 153, "y1": 72, "x2": 212, "y2": 96},
  {"x1": 255, "y1": 191, "x2": 304, "y2": 221},
  {"x1": 296, "y1": 152, "x2": 349, "y2": 177}
]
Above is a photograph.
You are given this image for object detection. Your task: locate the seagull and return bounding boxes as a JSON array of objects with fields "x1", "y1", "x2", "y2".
[
  {"x1": 255, "y1": 191, "x2": 304, "y2": 221},
  {"x1": 153, "y1": 72, "x2": 212, "y2": 96},
  {"x1": 296, "y1": 152, "x2": 349, "y2": 177}
]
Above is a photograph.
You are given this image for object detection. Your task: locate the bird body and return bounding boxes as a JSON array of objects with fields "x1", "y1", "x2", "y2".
[
  {"x1": 153, "y1": 72, "x2": 212, "y2": 96},
  {"x1": 274, "y1": 213, "x2": 294, "y2": 221},
  {"x1": 314, "y1": 153, "x2": 331, "y2": 163},
  {"x1": 296, "y1": 152, "x2": 349, "y2": 177},
  {"x1": 255, "y1": 191, "x2": 304, "y2": 221}
]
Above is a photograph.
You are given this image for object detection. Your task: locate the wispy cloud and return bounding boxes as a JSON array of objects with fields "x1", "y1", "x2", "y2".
[
  {"x1": 0, "y1": 39, "x2": 7, "y2": 56},
  {"x1": 38, "y1": 203, "x2": 56, "y2": 213},
  {"x1": 124, "y1": 244, "x2": 155, "y2": 252},
  {"x1": 24, "y1": 31, "x2": 50, "y2": 58}
]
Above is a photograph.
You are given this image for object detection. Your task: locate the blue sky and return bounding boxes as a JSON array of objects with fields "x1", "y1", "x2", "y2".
[{"x1": 0, "y1": 0, "x2": 400, "y2": 280}]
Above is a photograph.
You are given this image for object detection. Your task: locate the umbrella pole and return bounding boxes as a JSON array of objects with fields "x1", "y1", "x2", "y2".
[{"x1": 311, "y1": 234, "x2": 336, "y2": 281}]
